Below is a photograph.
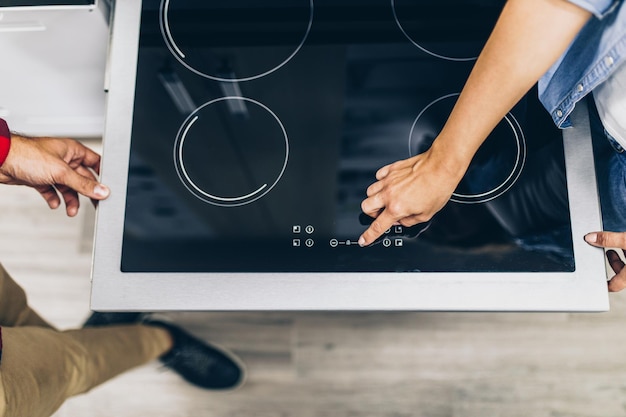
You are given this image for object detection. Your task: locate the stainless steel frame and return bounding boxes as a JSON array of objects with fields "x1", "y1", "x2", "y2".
[{"x1": 91, "y1": 0, "x2": 609, "y2": 312}]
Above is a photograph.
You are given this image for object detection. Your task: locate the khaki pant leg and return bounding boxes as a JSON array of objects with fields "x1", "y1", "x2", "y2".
[
  {"x1": 0, "y1": 324, "x2": 171, "y2": 417},
  {"x1": 0, "y1": 264, "x2": 53, "y2": 328}
]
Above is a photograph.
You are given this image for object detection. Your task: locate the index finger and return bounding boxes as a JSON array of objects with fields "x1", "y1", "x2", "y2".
[
  {"x1": 358, "y1": 209, "x2": 397, "y2": 247},
  {"x1": 67, "y1": 143, "x2": 102, "y2": 174},
  {"x1": 79, "y1": 147, "x2": 102, "y2": 175}
]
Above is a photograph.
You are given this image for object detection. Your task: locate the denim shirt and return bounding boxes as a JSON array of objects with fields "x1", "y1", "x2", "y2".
[{"x1": 538, "y1": 0, "x2": 626, "y2": 128}]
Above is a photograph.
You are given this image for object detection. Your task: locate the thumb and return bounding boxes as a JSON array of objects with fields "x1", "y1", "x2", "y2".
[
  {"x1": 58, "y1": 168, "x2": 110, "y2": 200},
  {"x1": 584, "y1": 231, "x2": 626, "y2": 249}
]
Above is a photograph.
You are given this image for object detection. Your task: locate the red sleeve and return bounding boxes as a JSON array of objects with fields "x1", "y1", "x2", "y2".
[{"x1": 0, "y1": 118, "x2": 11, "y2": 167}]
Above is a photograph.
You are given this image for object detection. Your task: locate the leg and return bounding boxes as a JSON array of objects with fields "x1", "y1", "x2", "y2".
[
  {"x1": 85, "y1": 313, "x2": 246, "y2": 390},
  {"x1": 0, "y1": 324, "x2": 171, "y2": 417},
  {"x1": 0, "y1": 263, "x2": 53, "y2": 328}
]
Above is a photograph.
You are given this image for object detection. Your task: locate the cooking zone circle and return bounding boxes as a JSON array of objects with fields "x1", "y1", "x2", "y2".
[
  {"x1": 159, "y1": 0, "x2": 314, "y2": 82},
  {"x1": 409, "y1": 93, "x2": 526, "y2": 204},
  {"x1": 392, "y1": 0, "x2": 487, "y2": 61},
  {"x1": 174, "y1": 97, "x2": 289, "y2": 207}
]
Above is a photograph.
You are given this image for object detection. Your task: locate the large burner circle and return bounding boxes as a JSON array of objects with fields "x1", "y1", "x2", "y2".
[
  {"x1": 160, "y1": 0, "x2": 314, "y2": 82},
  {"x1": 409, "y1": 93, "x2": 526, "y2": 204},
  {"x1": 392, "y1": 0, "x2": 494, "y2": 62},
  {"x1": 174, "y1": 97, "x2": 289, "y2": 207}
]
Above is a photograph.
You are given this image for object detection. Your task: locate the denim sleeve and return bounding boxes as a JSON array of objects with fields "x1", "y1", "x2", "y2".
[{"x1": 566, "y1": 0, "x2": 622, "y2": 18}]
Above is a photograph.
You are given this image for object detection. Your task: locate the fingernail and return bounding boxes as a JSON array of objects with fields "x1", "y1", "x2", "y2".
[
  {"x1": 358, "y1": 236, "x2": 365, "y2": 247},
  {"x1": 94, "y1": 184, "x2": 110, "y2": 198},
  {"x1": 584, "y1": 233, "x2": 597, "y2": 244}
]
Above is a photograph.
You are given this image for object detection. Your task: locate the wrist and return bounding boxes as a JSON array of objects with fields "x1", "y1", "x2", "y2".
[
  {"x1": 0, "y1": 118, "x2": 11, "y2": 167},
  {"x1": 427, "y1": 136, "x2": 473, "y2": 182}
]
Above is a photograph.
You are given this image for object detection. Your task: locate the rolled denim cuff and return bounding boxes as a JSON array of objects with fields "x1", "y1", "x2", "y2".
[{"x1": 566, "y1": 0, "x2": 621, "y2": 19}]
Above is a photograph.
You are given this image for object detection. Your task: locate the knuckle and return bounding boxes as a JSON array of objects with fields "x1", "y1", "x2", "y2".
[
  {"x1": 385, "y1": 200, "x2": 404, "y2": 217},
  {"x1": 415, "y1": 212, "x2": 432, "y2": 223},
  {"x1": 595, "y1": 233, "x2": 609, "y2": 246},
  {"x1": 399, "y1": 218, "x2": 415, "y2": 227},
  {"x1": 51, "y1": 166, "x2": 71, "y2": 182}
]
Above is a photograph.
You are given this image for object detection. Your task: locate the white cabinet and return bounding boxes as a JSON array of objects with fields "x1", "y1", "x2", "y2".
[{"x1": 0, "y1": 5, "x2": 107, "y2": 137}]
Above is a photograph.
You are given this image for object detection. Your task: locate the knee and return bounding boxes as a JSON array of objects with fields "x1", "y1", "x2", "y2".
[{"x1": 57, "y1": 332, "x2": 96, "y2": 397}]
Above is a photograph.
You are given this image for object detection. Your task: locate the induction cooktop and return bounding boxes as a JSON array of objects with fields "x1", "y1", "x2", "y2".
[{"x1": 91, "y1": 0, "x2": 608, "y2": 311}]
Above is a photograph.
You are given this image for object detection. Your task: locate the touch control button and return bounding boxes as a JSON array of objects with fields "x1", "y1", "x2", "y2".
[
  {"x1": 305, "y1": 239, "x2": 314, "y2": 247},
  {"x1": 330, "y1": 239, "x2": 339, "y2": 247},
  {"x1": 382, "y1": 238, "x2": 392, "y2": 247},
  {"x1": 305, "y1": 225, "x2": 314, "y2": 234}
]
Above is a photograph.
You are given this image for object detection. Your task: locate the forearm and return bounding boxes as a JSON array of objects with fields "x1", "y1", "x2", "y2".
[{"x1": 431, "y1": 0, "x2": 592, "y2": 174}]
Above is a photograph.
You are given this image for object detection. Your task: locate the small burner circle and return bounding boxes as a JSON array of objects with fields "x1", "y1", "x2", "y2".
[
  {"x1": 408, "y1": 93, "x2": 527, "y2": 204},
  {"x1": 174, "y1": 97, "x2": 289, "y2": 207},
  {"x1": 159, "y1": 0, "x2": 314, "y2": 82}
]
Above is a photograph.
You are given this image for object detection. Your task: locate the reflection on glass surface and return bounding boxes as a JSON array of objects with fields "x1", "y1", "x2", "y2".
[{"x1": 122, "y1": 0, "x2": 574, "y2": 273}]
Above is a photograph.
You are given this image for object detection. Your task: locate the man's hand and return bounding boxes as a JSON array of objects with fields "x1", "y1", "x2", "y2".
[
  {"x1": 585, "y1": 231, "x2": 626, "y2": 292},
  {"x1": 358, "y1": 146, "x2": 466, "y2": 247},
  {"x1": 0, "y1": 135, "x2": 110, "y2": 216}
]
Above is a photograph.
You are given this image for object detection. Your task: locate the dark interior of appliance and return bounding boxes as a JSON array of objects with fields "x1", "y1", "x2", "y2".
[{"x1": 121, "y1": 0, "x2": 575, "y2": 273}]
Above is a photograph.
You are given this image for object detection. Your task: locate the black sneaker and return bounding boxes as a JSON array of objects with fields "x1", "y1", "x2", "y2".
[
  {"x1": 146, "y1": 319, "x2": 245, "y2": 390},
  {"x1": 83, "y1": 312, "x2": 145, "y2": 327}
]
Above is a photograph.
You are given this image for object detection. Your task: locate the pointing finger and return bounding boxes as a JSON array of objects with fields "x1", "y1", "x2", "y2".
[{"x1": 358, "y1": 210, "x2": 397, "y2": 247}]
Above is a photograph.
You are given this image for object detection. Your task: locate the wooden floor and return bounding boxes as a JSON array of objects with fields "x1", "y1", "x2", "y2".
[{"x1": 3, "y1": 181, "x2": 626, "y2": 417}]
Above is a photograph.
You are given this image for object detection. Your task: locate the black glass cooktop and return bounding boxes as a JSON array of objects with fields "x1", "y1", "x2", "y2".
[{"x1": 121, "y1": 0, "x2": 575, "y2": 273}]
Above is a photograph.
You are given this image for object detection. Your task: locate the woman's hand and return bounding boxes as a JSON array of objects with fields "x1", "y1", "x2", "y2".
[
  {"x1": 585, "y1": 231, "x2": 626, "y2": 292},
  {"x1": 358, "y1": 144, "x2": 467, "y2": 247}
]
